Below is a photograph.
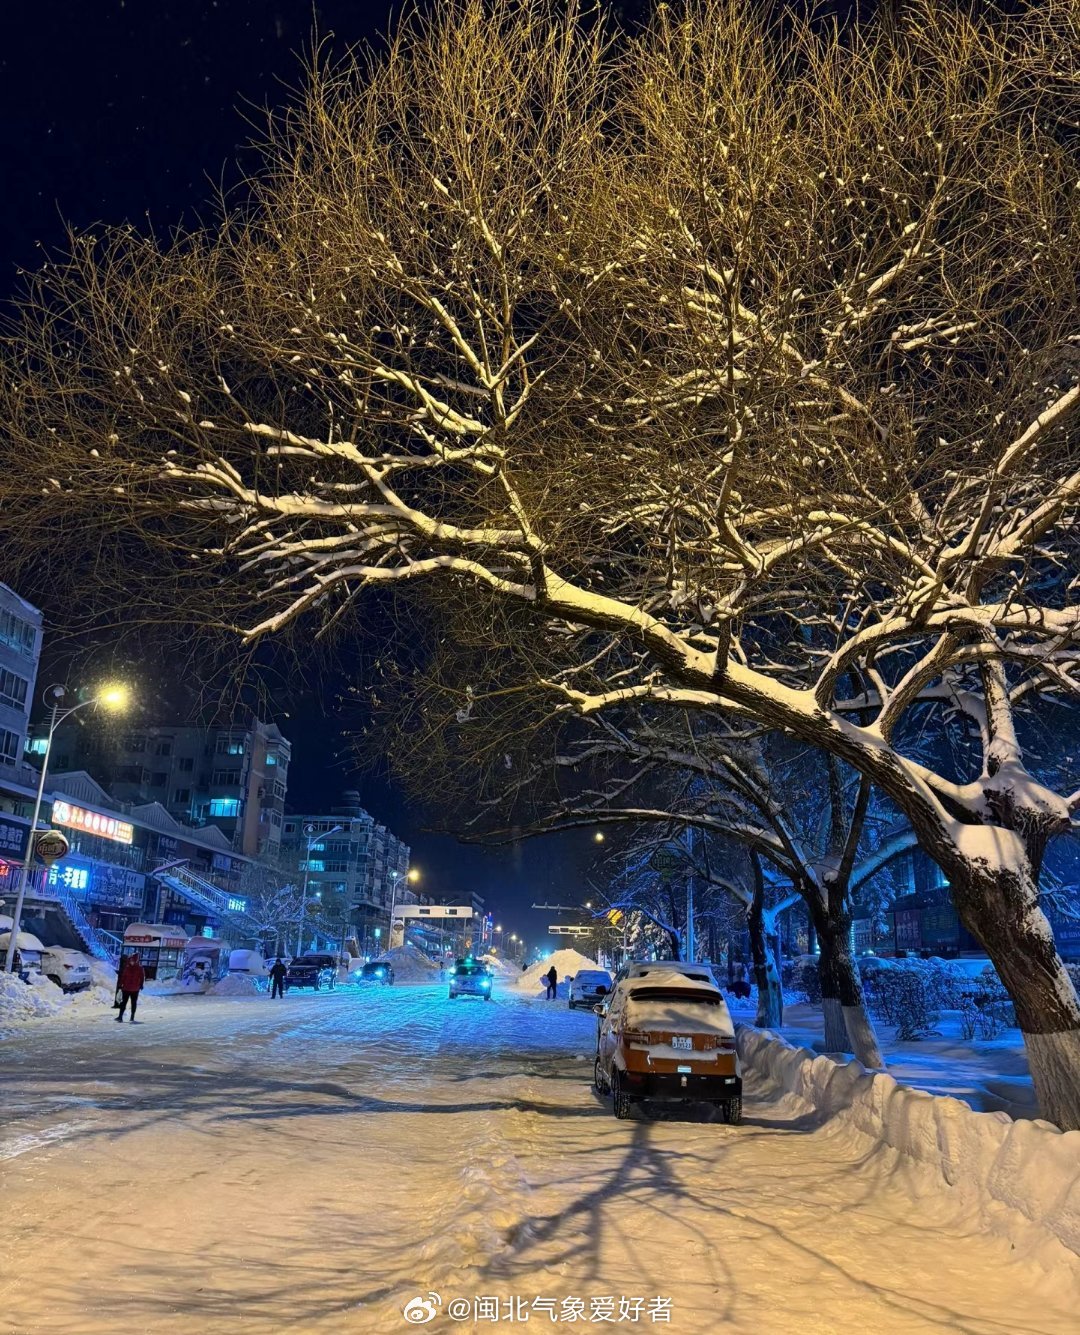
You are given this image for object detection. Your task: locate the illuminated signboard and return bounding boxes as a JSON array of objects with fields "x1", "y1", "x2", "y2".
[{"x1": 51, "y1": 799, "x2": 134, "y2": 846}]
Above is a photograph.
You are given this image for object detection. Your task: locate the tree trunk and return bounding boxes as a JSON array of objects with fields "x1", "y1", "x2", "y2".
[
  {"x1": 817, "y1": 919, "x2": 885, "y2": 1068},
  {"x1": 748, "y1": 897, "x2": 783, "y2": 1028},
  {"x1": 817, "y1": 937, "x2": 849, "y2": 1054},
  {"x1": 951, "y1": 861, "x2": 1080, "y2": 1131}
]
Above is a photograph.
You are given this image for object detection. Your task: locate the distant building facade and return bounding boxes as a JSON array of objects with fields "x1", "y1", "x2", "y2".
[
  {"x1": 31, "y1": 715, "x2": 291, "y2": 858},
  {"x1": 0, "y1": 584, "x2": 43, "y2": 776},
  {"x1": 283, "y1": 791, "x2": 411, "y2": 945}
]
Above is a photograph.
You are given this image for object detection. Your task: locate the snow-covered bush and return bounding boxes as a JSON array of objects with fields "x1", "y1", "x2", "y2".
[
  {"x1": 870, "y1": 969, "x2": 939, "y2": 1040},
  {"x1": 958, "y1": 966, "x2": 1015, "y2": 1040},
  {"x1": 782, "y1": 957, "x2": 821, "y2": 1006}
]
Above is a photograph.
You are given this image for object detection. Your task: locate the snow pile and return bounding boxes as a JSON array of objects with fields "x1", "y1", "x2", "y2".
[
  {"x1": 210, "y1": 974, "x2": 265, "y2": 997},
  {"x1": 738, "y1": 1024, "x2": 1080, "y2": 1260},
  {"x1": 0, "y1": 971, "x2": 67, "y2": 1024},
  {"x1": 480, "y1": 953, "x2": 518, "y2": 979},
  {"x1": 384, "y1": 942, "x2": 441, "y2": 982},
  {"x1": 516, "y1": 949, "x2": 600, "y2": 997}
]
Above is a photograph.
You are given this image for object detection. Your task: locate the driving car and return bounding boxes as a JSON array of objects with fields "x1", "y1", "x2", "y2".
[
  {"x1": 448, "y1": 960, "x2": 493, "y2": 1000},
  {"x1": 593, "y1": 970, "x2": 741, "y2": 1123},
  {"x1": 41, "y1": 946, "x2": 94, "y2": 993},
  {"x1": 285, "y1": 952, "x2": 338, "y2": 991},
  {"x1": 568, "y1": 968, "x2": 613, "y2": 1010},
  {"x1": 359, "y1": 959, "x2": 395, "y2": 986}
]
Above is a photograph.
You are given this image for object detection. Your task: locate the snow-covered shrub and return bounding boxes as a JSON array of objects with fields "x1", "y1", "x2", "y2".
[
  {"x1": 958, "y1": 992, "x2": 980, "y2": 1042},
  {"x1": 782, "y1": 957, "x2": 821, "y2": 1006},
  {"x1": 869, "y1": 969, "x2": 939, "y2": 1039}
]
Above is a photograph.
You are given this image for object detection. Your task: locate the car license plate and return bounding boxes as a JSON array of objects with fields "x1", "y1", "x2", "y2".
[
  {"x1": 671, "y1": 1036, "x2": 693, "y2": 1051},
  {"x1": 677, "y1": 1065, "x2": 693, "y2": 1074}
]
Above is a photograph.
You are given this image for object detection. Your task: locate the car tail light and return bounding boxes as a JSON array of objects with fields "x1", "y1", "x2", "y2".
[{"x1": 622, "y1": 1028, "x2": 649, "y2": 1044}]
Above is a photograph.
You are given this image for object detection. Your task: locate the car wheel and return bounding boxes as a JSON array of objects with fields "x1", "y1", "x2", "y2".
[
  {"x1": 593, "y1": 1055, "x2": 609, "y2": 1095},
  {"x1": 612, "y1": 1069, "x2": 637, "y2": 1120},
  {"x1": 720, "y1": 1096, "x2": 743, "y2": 1126},
  {"x1": 47, "y1": 974, "x2": 62, "y2": 988}
]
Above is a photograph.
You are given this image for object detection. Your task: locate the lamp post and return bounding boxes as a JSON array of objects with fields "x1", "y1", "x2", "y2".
[
  {"x1": 296, "y1": 823, "x2": 342, "y2": 957},
  {"x1": 5, "y1": 682, "x2": 129, "y2": 974},
  {"x1": 386, "y1": 865, "x2": 419, "y2": 951}
]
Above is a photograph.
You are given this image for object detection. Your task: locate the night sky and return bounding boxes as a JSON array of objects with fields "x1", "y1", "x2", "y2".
[{"x1": 1, "y1": 0, "x2": 597, "y2": 949}]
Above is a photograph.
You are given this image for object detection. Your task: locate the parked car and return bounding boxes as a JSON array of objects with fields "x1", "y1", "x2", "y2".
[
  {"x1": 593, "y1": 970, "x2": 741, "y2": 1123},
  {"x1": 449, "y1": 961, "x2": 493, "y2": 1000},
  {"x1": 0, "y1": 930, "x2": 45, "y2": 982},
  {"x1": 359, "y1": 959, "x2": 395, "y2": 986},
  {"x1": 41, "y1": 946, "x2": 93, "y2": 993},
  {"x1": 228, "y1": 948, "x2": 269, "y2": 978},
  {"x1": 285, "y1": 953, "x2": 338, "y2": 991},
  {"x1": 568, "y1": 968, "x2": 613, "y2": 1010}
]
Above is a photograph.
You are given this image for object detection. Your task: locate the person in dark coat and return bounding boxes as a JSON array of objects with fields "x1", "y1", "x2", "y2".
[
  {"x1": 545, "y1": 965, "x2": 558, "y2": 1000},
  {"x1": 116, "y1": 953, "x2": 145, "y2": 1022},
  {"x1": 270, "y1": 956, "x2": 288, "y2": 999}
]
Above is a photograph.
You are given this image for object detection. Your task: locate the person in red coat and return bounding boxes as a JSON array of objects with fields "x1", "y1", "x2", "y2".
[{"x1": 116, "y1": 952, "x2": 146, "y2": 1022}]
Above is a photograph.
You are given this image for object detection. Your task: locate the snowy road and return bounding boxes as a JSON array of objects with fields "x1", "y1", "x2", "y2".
[{"x1": 0, "y1": 985, "x2": 1074, "y2": 1334}]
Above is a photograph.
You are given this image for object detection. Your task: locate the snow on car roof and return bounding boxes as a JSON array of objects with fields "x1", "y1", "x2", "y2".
[{"x1": 623, "y1": 970, "x2": 720, "y2": 996}]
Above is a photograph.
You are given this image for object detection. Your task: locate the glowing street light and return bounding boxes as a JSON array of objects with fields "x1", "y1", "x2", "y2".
[
  {"x1": 387, "y1": 865, "x2": 419, "y2": 949},
  {"x1": 593, "y1": 831, "x2": 605, "y2": 843},
  {"x1": 5, "y1": 683, "x2": 129, "y2": 974}
]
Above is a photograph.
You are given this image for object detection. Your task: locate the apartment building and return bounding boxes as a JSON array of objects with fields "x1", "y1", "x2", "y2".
[
  {"x1": 282, "y1": 792, "x2": 411, "y2": 943},
  {"x1": 0, "y1": 584, "x2": 43, "y2": 775},
  {"x1": 34, "y1": 714, "x2": 291, "y2": 859}
]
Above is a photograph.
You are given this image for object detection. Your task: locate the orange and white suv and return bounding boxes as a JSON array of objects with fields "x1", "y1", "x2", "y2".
[{"x1": 593, "y1": 970, "x2": 741, "y2": 1122}]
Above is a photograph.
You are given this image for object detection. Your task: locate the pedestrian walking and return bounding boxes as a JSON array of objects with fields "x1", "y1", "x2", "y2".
[
  {"x1": 545, "y1": 964, "x2": 558, "y2": 1000},
  {"x1": 270, "y1": 956, "x2": 288, "y2": 999},
  {"x1": 116, "y1": 952, "x2": 145, "y2": 1022}
]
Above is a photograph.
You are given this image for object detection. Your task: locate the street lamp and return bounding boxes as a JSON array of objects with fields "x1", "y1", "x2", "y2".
[
  {"x1": 386, "y1": 865, "x2": 420, "y2": 951},
  {"x1": 594, "y1": 831, "x2": 605, "y2": 843},
  {"x1": 296, "y1": 823, "x2": 342, "y2": 956},
  {"x1": 4, "y1": 682, "x2": 129, "y2": 974}
]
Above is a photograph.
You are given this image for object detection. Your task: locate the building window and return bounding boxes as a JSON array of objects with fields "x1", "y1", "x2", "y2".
[
  {"x1": 209, "y1": 798, "x2": 240, "y2": 818},
  {"x1": 154, "y1": 740, "x2": 173, "y2": 757},
  {"x1": 24, "y1": 736, "x2": 48, "y2": 756},
  {"x1": 302, "y1": 859, "x2": 325, "y2": 872},
  {"x1": 150, "y1": 772, "x2": 167, "y2": 788},
  {"x1": 173, "y1": 788, "x2": 191, "y2": 804},
  {"x1": 265, "y1": 752, "x2": 278, "y2": 766},
  {"x1": 0, "y1": 668, "x2": 29, "y2": 710},
  {"x1": 272, "y1": 781, "x2": 286, "y2": 800},
  {"x1": 211, "y1": 769, "x2": 240, "y2": 785},
  {"x1": 216, "y1": 738, "x2": 245, "y2": 756},
  {"x1": 0, "y1": 609, "x2": 36, "y2": 657},
  {"x1": 0, "y1": 729, "x2": 19, "y2": 765},
  {"x1": 269, "y1": 810, "x2": 282, "y2": 826},
  {"x1": 178, "y1": 756, "x2": 194, "y2": 773}
]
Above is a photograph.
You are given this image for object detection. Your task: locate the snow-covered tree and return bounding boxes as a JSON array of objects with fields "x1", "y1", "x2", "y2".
[{"x1": 3, "y1": 0, "x2": 1080, "y2": 1123}]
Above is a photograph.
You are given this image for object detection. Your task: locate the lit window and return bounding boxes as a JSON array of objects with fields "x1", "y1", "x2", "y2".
[
  {"x1": 209, "y1": 798, "x2": 240, "y2": 818},
  {"x1": 266, "y1": 753, "x2": 278, "y2": 766},
  {"x1": 25, "y1": 737, "x2": 48, "y2": 756},
  {"x1": 303, "y1": 859, "x2": 325, "y2": 872}
]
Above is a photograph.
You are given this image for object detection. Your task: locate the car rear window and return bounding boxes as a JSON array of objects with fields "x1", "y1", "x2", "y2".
[
  {"x1": 455, "y1": 965, "x2": 484, "y2": 976},
  {"x1": 625, "y1": 991, "x2": 733, "y2": 1037}
]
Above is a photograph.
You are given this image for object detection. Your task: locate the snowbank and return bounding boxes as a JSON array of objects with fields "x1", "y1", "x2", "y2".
[
  {"x1": 516, "y1": 949, "x2": 600, "y2": 997},
  {"x1": 0, "y1": 971, "x2": 67, "y2": 1023},
  {"x1": 384, "y1": 942, "x2": 441, "y2": 983},
  {"x1": 0, "y1": 968, "x2": 115, "y2": 1028},
  {"x1": 738, "y1": 1024, "x2": 1080, "y2": 1261},
  {"x1": 210, "y1": 974, "x2": 265, "y2": 997}
]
